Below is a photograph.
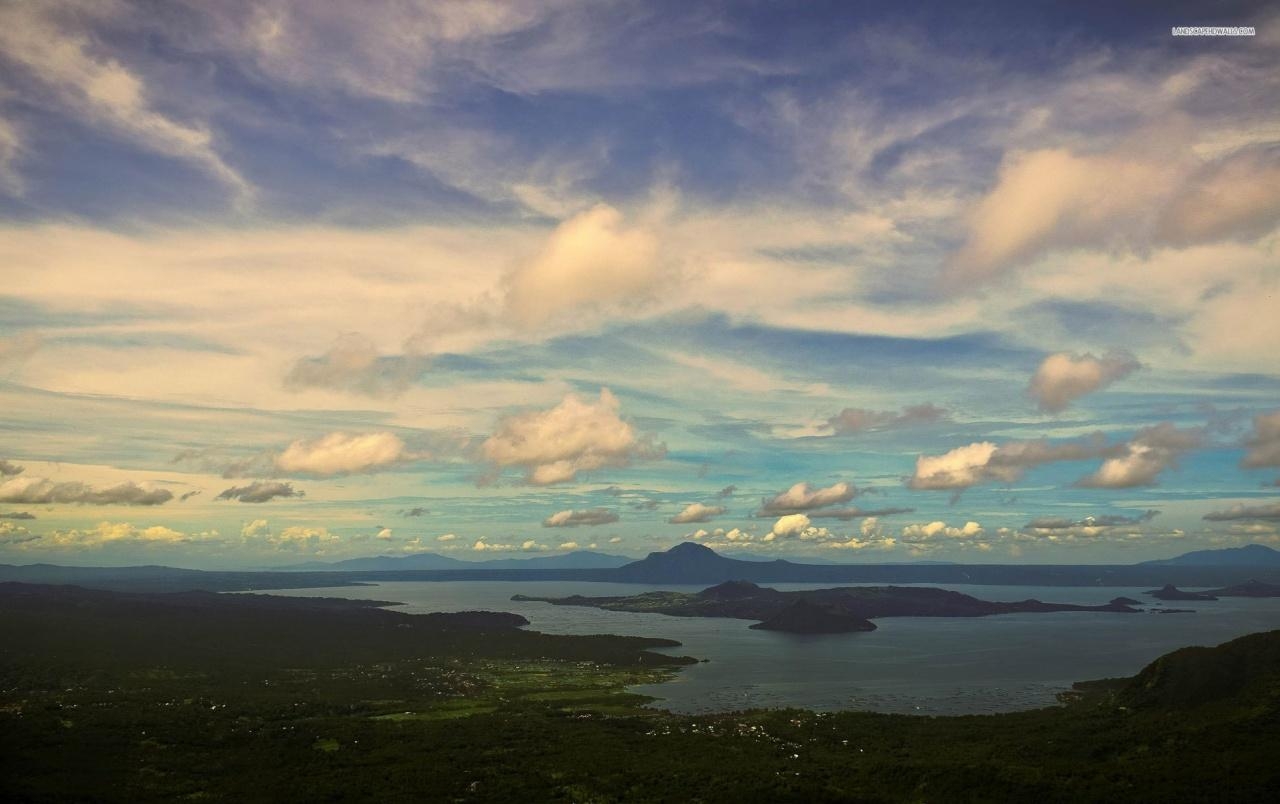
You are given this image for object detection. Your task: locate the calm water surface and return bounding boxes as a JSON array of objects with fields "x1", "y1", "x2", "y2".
[{"x1": 255, "y1": 581, "x2": 1280, "y2": 715}]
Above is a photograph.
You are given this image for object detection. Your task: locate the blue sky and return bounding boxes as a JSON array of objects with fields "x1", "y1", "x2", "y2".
[{"x1": 1, "y1": 1, "x2": 1278, "y2": 567}]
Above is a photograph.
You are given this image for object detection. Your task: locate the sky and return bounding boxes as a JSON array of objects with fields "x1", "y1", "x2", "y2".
[{"x1": 1, "y1": 0, "x2": 1279, "y2": 569}]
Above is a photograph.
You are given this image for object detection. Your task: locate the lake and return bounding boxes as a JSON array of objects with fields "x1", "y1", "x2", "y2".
[{"x1": 254, "y1": 580, "x2": 1280, "y2": 715}]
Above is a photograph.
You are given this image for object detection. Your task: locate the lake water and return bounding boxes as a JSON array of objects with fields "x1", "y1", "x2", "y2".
[{"x1": 254, "y1": 581, "x2": 1280, "y2": 716}]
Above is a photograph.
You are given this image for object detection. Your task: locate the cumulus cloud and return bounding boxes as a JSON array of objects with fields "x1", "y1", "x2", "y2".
[
  {"x1": 275, "y1": 432, "x2": 410, "y2": 476},
  {"x1": 669, "y1": 502, "x2": 726, "y2": 524},
  {"x1": 1242, "y1": 411, "x2": 1280, "y2": 469},
  {"x1": 240, "y1": 519, "x2": 270, "y2": 539},
  {"x1": 474, "y1": 539, "x2": 516, "y2": 551},
  {"x1": 39, "y1": 521, "x2": 216, "y2": 549},
  {"x1": 376, "y1": 528, "x2": 393, "y2": 540},
  {"x1": 284, "y1": 333, "x2": 426, "y2": 397},
  {"x1": 910, "y1": 434, "x2": 1116, "y2": 490},
  {"x1": 558, "y1": 541, "x2": 580, "y2": 550},
  {"x1": 765, "y1": 513, "x2": 834, "y2": 542},
  {"x1": 504, "y1": 204, "x2": 666, "y2": 328},
  {"x1": 0, "y1": 459, "x2": 24, "y2": 476},
  {"x1": 1028, "y1": 351, "x2": 1140, "y2": 412},
  {"x1": 543, "y1": 508, "x2": 620, "y2": 528},
  {"x1": 216, "y1": 481, "x2": 304, "y2": 503},
  {"x1": 272, "y1": 526, "x2": 338, "y2": 551},
  {"x1": 0, "y1": 477, "x2": 173, "y2": 506},
  {"x1": 1076, "y1": 423, "x2": 1202, "y2": 489},
  {"x1": 759, "y1": 481, "x2": 858, "y2": 515},
  {"x1": 826, "y1": 404, "x2": 948, "y2": 434},
  {"x1": 901, "y1": 521, "x2": 984, "y2": 541},
  {"x1": 521, "y1": 539, "x2": 547, "y2": 551},
  {"x1": 1203, "y1": 502, "x2": 1280, "y2": 522},
  {"x1": 689, "y1": 527, "x2": 755, "y2": 543},
  {"x1": 481, "y1": 388, "x2": 664, "y2": 485},
  {"x1": 436, "y1": 533, "x2": 458, "y2": 542}
]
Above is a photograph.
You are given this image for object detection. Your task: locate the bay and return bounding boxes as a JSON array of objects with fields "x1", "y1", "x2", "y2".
[{"x1": 253, "y1": 581, "x2": 1280, "y2": 715}]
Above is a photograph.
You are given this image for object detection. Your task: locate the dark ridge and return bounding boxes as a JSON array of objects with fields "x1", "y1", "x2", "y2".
[{"x1": 1145, "y1": 584, "x2": 1219, "y2": 601}]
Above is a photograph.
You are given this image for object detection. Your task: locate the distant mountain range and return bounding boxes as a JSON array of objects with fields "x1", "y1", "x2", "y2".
[
  {"x1": 277, "y1": 550, "x2": 633, "y2": 572},
  {"x1": 1139, "y1": 544, "x2": 1280, "y2": 567},
  {"x1": 6, "y1": 542, "x2": 1280, "y2": 593}
]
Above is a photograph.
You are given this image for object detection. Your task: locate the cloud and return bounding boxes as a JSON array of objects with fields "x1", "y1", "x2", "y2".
[
  {"x1": 669, "y1": 502, "x2": 726, "y2": 524},
  {"x1": 240, "y1": 519, "x2": 270, "y2": 539},
  {"x1": 436, "y1": 533, "x2": 458, "y2": 542},
  {"x1": 715, "y1": 485, "x2": 737, "y2": 498},
  {"x1": 1156, "y1": 146, "x2": 1280, "y2": 247},
  {"x1": 1242, "y1": 411, "x2": 1280, "y2": 469},
  {"x1": 910, "y1": 434, "x2": 1116, "y2": 490},
  {"x1": 0, "y1": 459, "x2": 24, "y2": 476},
  {"x1": 0, "y1": 477, "x2": 173, "y2": 506},
  {"x1": 521, "y1": 539, "x2": 547, "y2": 551},
  {"x1": 1203, "y1": 502, "x2": 1280, "y2": 522},
  {"x1": 481, "y1": 388, "x2": 664, "y2": 485},
  {"x1": 901, "y1": 521, "x2": 984, "y2": 541},
  {"x1": 0, "y1": 3, "x2": 251, "y2": 203},
  {"x1": 0, "y1": 116, "x2": 23, "y2": 195},
  {"x1": 946, "y1": 139, "x2": 1280, "y2": 287},
  {"x1": 39, "y1": 521, "x2": 216, "y2": 549},
  {"x1": 826, "y1": 404, "x2": 948, "y2": 434},
  {"x1": 765, "y1": 514, "x2": 835, "y2": 542},
  {"x1": 504, "y1": 204, "x2": 666, "y2": 328},
  {"x1": 216, "y1": 481, "x2": 304, "y2": 503},
  {"x1": 376, "y1": 528, "x2": 393, "y2": 540},
  {"x1": 271, "y1": 526, "x2": 338, "y2": 551},
  {"x1": 759, "y1": 481, "x2": 858, "y2": 515},
  {"x1": 1024, "y1": 511, "x2": 1159, "y2": 530},
  {"x1": 808, "y1": 506, "x2": 915, "y2": 520},
  {"x1": 401, "y1": 507, "x2": 430, "y2": 517},
  {"x1": 1028, "y1": 351, "x2": 1140, "y2": 412},
  {"x1": 0, "y1": 520, "x2": 36, "y2": 545},
  {"x1": 474, "y1": 539, "x2": 514, "y2": 552},
  {"x1": 0, "y1": 511, "x2": 35, "y2": 520},
  {"x1": 0, "y1": 333, "x2": 39, "y2": 368},
  {"x1": 284, "y1": 333, "x2": 426, "y2": 397},
  {"x1": 275, "y1": 432, "x2": 410, "y2": 476},
  {"x1": 543, "y1": 508, "x2": 619, "y2": 528},
  {"x1": 1076, "y1": 423, "x2": 1202, "y2": 489}
]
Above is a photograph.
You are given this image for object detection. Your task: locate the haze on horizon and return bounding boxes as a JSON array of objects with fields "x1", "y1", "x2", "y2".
[{"x1": 1, "y1": 1, "x2": 1279, "y2": 570}]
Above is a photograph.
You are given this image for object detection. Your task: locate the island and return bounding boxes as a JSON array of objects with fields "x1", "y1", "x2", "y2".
[
  {"x1": 513, "y1": 580, "x2": 1141, "y2": 633},
  {"x1": 1145, "y1": 584, "x2": 1219, "y2": 601},
  {"x1": 1204, "y1": 580, "x2": 1280, "y2": 597}
]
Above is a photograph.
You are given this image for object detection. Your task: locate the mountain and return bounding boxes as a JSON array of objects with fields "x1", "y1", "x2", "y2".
[
  {"x1": 278, "y1": 550, "x2": 632, "y2": 572},
  {"x1": 1141, "y1": 543, "x2": 1280, "y2": 567},
  {"x1": 611, "y1": 542, "x2": 794, "y2": 583}
]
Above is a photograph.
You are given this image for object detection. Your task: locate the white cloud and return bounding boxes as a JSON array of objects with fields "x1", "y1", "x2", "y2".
[
  {"x1": 668, "y1": 502, "x2": 726, "y2": 524},
  {"x1": 40, "y1": 521, "x2": 215, "y2": 549},
  {"x1": 436, "y1": 533, "x2": 457, "y2": 542},
  {"x1": 558, "y1": 541, "x2": 579, "y2": 550},
  {"x1": 521, "y1": 539, "x2": 547, "y2": 551},
  {"x1": 0, "y1": 3, "x2": 251, "y2": 204},
  {"x1": 911, "y1": 435, "x2": 1116, "y2": 490},
  {"x1": 759, "y1": 481, "x2": 858, "y2": 514},
  {"x1": 1077, "y1": 423, "x2": 1202, "y2": 489},
  {"x1": 901, "y1": 521, "x2": 984, "y2": 541},
  {"x1": 272, "y1": 525, "x2": 338, "y2": 551},
  {"x1": 1028, "y1": 351, "x2": 1140, "y2": 412},
  {"x1": 241, "y1": 519, "x2": 270, "y2": 539},
  {"x1": 542, "y1": 508, "x2": 619, "y2": 527},
  {"x1": 481, "y1": 388, "x2": 664, "y2": 485},
  {"x1": 376, "y1": 527, "x2": 393, "y2": 540},
  {"x1": 275, "y1": 432, "x2": 409, "y2": 476},
  {"x1": 504, "y1": 204, "x2": 667, "y2": 328}
]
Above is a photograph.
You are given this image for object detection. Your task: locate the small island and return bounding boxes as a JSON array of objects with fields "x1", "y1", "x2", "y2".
[
  {"x1": 515, "y1": 581, "x2": 1140, "y2": 634},
  {"x1": 1145, "y1": 584, "x2": 1219, "y2": 601}
]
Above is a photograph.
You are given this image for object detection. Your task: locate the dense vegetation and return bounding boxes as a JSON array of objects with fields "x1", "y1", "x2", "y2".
[{"x1": 2, "y1": 582, "x2": 1279, "y2": 802}]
